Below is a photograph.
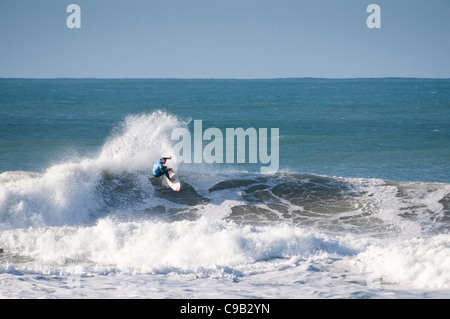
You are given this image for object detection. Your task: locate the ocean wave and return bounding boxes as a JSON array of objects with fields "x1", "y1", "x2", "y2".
[
  {"x1": 1, "y1": 111, "x2": 449, "y2": 291},
  {"x1": 2, "y1": 168, "x2": 449, "y2": 234},
  {"x1": 0, "y1": 111, "x2": 449, "y2": 234}
]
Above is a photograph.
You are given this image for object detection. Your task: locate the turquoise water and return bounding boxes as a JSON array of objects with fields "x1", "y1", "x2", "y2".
[
  {"x1": 1, "y1": 78, "x2": 449, "y2": 298},
  {"x1": 1, "y1": 78, "x2": 449, "y2": 182}
]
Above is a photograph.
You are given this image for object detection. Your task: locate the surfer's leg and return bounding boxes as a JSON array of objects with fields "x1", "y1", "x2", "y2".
[
  {"x1": 154, "y1": 171, "x2": 164, "y2": 178},
  {"x1": 164, "y1": 170, "x2": 176, "y2": 182}
]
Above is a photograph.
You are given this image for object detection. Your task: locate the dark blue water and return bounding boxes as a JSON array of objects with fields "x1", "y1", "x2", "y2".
[{"x1": 1, "y1": 78, "x2": 449, "y2": 182}]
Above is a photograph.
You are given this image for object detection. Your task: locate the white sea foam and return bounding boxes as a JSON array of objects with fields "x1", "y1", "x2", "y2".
[
  {"x1": 349, "y1": 234, "x2": 450, "y2": 289},
  {"x1": 0, "y1": 218, "x2": 355, "y2": 276}
]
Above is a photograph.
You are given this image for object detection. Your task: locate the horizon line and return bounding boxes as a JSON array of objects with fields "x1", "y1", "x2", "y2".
[{"x1": 1, "y1": 76, "x2": 450, "y2": 80}]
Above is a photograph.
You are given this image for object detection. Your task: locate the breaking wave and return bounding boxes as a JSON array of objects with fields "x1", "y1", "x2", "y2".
[{"x1": 1, "y1": 111, "x2": 449, "y2": 290}]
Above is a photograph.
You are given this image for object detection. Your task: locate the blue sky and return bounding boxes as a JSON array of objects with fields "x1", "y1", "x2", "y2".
[{"x1": 0, "y1": 0, "x2": 449, "y2": 78}]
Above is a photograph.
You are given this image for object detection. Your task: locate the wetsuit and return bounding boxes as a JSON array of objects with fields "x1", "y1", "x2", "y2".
[{"x1": 153, "y1": 158, "x2": 170, "y2": 178}]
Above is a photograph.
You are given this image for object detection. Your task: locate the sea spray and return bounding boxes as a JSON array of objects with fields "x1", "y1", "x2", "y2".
[
  {"x1": 0, "y1": 112, "x2": 186, "y2": 229},
  {"x1": 98, "y1": 111, "x2": 185, "y2": 173}
]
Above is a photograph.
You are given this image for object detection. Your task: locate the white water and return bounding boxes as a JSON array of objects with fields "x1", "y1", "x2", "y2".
[{"x1": 1, "y1": 112, "x2": 449, "y2": 298}]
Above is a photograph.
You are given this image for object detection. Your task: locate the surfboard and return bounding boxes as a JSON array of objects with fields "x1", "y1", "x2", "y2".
[{"x1": 166, "y1": 170, "x2": 180, "y2": 192}]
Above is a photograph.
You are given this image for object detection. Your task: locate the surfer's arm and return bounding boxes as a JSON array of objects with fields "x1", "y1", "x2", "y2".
[
  {"x1": 160, "y1": 165, "x2": 172, "y2": 172},
  {"x1": 160, "y1": 157, "x2": 172, "y2": 172}
]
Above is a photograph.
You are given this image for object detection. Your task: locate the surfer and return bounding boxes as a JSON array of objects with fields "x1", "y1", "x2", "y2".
[{"x1": 153, "y1": 156, "x2": 175, "y2": 181}]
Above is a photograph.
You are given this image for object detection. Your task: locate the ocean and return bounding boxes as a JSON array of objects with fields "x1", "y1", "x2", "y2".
[{"x1": 0, "y1": 78, "x2": 449, "y2": 299}]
